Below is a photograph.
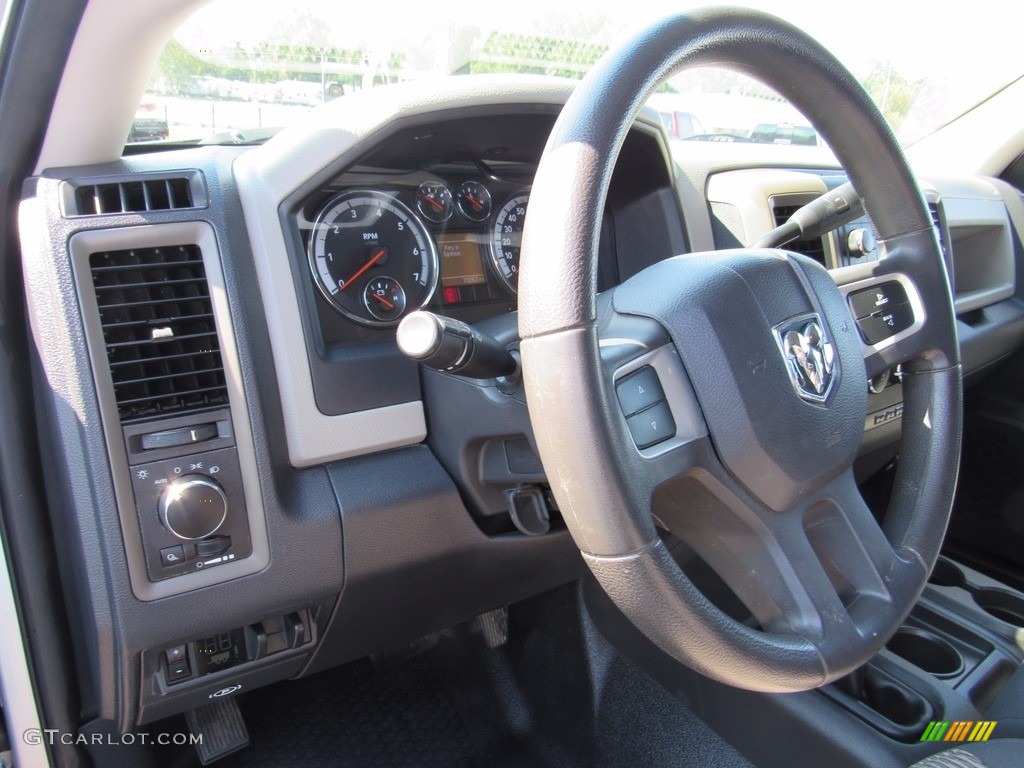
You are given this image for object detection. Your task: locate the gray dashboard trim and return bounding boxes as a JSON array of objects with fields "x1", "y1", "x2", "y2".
[
  {"x1": 232, "y1": 76, "x2": 584, "y2": 467},
  {"x1": 69, "y1": 222, "x2": 270, "y2": 600},
  {"x1": 706, "y1": 168, "x2": 831, "y2": 253}
]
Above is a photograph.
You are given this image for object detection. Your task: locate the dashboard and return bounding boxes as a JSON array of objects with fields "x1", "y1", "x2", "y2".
[{"x1": 18, "y1": 75, "x2": 1024, "y2": 737}]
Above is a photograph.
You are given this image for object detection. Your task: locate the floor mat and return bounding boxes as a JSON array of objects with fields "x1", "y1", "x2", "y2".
[
  {"x1": 218, "y1": 656, "x2": 479, "y2": 768},
  {"x1": 214, "y1": 584, "x2": 753, "y2": 768}
]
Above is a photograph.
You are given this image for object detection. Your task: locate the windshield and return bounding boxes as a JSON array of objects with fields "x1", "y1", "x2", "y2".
[{"x1": 140, "y1": 0, "x2": 1019, "y2": 150}]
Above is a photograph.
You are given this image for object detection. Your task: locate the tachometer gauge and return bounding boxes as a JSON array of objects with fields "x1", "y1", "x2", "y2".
[
  {"x1": 490, "y1": 193, "x2": 529, "y2": 293},
  {"x1": 309, "y1": 190, "x2": 438, "y2": 327}
]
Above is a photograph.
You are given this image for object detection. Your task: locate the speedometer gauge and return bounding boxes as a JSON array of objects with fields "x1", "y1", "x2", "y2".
[
  {"x1": 308, "y1": 190, "x2": 439, "y2": 327},
  {"x1": 490, "y1": 193, "x2": 529, "y2": 293}
]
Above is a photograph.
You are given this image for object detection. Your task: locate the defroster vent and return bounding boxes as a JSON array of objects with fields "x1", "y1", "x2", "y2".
[{"x1": 90, "y1": 245, "x2": 228, "y2": 421}]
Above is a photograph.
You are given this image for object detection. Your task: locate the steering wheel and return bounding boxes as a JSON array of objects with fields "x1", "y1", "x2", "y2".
[{"x1": 518, "y1": 8, "x2": 961, "y2": 693}]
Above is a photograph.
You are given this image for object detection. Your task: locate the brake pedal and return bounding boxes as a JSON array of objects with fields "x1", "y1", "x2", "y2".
[{"x1": 185, "y1": 696, "x2": 249, "y2": 765}]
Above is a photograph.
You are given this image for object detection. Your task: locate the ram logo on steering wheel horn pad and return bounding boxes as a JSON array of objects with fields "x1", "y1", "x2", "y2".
[{"x1": 774, "y1": 315, "x2": 836, "y2": 403}]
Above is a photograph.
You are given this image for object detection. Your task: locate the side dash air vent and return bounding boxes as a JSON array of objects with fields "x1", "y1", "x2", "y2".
[
  {"x1": 89, "y1": 245, "x2": 228, "y2": 422},
  {"x1": 66, "y1": 173, "x2": 201, "y2": 216},
  {"x1": 772, "y1": 203, "x2": 826, "y2": 266}
]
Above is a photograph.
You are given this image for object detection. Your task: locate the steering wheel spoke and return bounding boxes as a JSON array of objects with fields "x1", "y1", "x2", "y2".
[
  {"x1": 833, "y1": 228, "x2": 958, "y2": 380},
  {"x1": 655, "y1": 443, "x2": 918, "y2": 648}
]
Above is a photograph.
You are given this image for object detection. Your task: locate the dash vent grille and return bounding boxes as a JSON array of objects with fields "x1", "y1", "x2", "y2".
[
  {"x1": 772, "y1": 204, "x2": 826, "y2": 266},
  {"x1": 71, "y1": 176, "x2": 196, "y2": 216},
  {"x1": 89, "y1": 245, "x2": 228, "y2": 422}
]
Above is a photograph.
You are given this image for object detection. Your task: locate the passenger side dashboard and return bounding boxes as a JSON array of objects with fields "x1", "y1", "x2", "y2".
[{"x1": 703, "y1": 166, "x2": 1024, "y2": 455}]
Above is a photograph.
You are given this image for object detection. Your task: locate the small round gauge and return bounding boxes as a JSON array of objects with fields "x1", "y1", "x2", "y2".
[
  {"x1": 363, "y1": 276, "x2": 407, "y2": 322},
  {"x1": 457, "y1": 180, "x2": 492, "y2": 222},
  {"x1": 309, "y1": 190, "x2": 438, "y2": 327},
  {"x1": 490, "y1": 193, "x2": 529, "y2": 293},
  {"x1": 415, "y1": 182, "x2": 453, "y2": 223}
]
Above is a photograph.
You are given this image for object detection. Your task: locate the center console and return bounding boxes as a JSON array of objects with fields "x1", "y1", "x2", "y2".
[
  {"x1": 583, "y1": 548, "x2": 1024, "y2": 768},
  {"x1": 824, "y1": 557, "x2": 1024, "y2": 746}
]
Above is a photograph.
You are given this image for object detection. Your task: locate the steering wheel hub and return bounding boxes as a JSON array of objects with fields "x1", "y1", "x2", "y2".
[{"x1": 614, "y1": 250, "x2": 867, "y2": 511}]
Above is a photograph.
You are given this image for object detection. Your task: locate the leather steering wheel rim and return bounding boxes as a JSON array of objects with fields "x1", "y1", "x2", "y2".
[{"x1": 518, "y1": 8, "x2": 962, "y2": 692}]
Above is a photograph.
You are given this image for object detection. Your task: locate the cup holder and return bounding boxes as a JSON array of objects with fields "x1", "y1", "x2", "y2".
[
  {"x1": 973, "y1": 588, "x2": 1024, "y2": 626},
  {"x1": 928, "y1": 557, "x2": 967, "y2": 588},
  {"x1": 886, "y1": 627, "x2": 964, "y2": 679}
]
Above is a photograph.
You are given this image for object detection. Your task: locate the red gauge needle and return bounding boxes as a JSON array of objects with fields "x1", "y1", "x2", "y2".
[
  {"x1": 340, "y1": 248, "x2": 385, "y2": 290},
  {"x1": 419, "y1": 193, "x2": 445, "y2": 212},
  {"x1": 368, "y1": 292, "x2": 395, "y2": 310},
  {"x1": 465, "y1": 195, "x2": 484, "y2": 211}
]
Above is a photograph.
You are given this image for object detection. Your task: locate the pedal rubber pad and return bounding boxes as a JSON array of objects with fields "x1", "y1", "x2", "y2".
[{"x1": 185, "y1": 696, "x2": 249, "y2": 765}]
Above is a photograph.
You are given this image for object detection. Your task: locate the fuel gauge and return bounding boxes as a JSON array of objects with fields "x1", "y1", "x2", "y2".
[{"x1": 415, "y1": 182, "x2": 453, "y2": 223}]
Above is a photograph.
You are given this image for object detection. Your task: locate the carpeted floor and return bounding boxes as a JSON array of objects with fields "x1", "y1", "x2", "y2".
[{"x1": 202, "y1": 584, "x2": 754, "y2": 768}]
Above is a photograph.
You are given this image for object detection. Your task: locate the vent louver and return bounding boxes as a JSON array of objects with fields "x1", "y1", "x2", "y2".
[
  {"x1": 90, "y1": 245, "x2": 228, "y2": 422},
  {"x1": 772, "y1": 204, "x2": 826, "y2": 266},
  {"x1": 71, "y1": 176, "x2": 195, "y2": 216}
]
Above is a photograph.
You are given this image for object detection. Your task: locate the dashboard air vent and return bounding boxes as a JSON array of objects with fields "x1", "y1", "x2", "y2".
[
  {"x1": 772, "y1": 204, "x2": 826, "y2": 266},
  {"x1": 75, "y1": 178, "x2": 192, "y2": 215},
  {"x1": 89, "y1": 245, "x2": 228, "y2": 422},
  {"x1": 65, "y1": 173, "x2": 203, "y2": 216}
]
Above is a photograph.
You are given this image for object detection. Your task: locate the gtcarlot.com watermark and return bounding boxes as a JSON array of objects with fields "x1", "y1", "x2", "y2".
[{"x1": 23, "y1": 730, "x2": 202, "y2": 747}]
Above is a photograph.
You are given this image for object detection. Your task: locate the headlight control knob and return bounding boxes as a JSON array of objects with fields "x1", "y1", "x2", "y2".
[{"x1": 158, "y1": 475, "x2": 228, "y2": 540}]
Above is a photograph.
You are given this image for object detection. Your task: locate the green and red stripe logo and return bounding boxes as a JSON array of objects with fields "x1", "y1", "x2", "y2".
[{"x1": 920, "y1": 721, "x2": 996, "y2": 742}]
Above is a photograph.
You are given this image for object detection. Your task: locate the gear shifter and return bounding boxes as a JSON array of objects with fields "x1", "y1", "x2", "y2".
[{"x1": 397, "y1": 310, "x2": 518, "y2": 380}]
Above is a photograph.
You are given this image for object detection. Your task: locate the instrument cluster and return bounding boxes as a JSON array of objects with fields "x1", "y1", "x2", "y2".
[{"x1": 304, "y1": 174, "x2": 531, "y2": 328}]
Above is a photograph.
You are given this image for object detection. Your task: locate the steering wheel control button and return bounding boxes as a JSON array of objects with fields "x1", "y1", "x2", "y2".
[
  {"x1": 856, "y1": 302, "x2": 915, "y2": 344},
  {"x1": 616, "y1": 366, "x2": 665, "y2": 416},
  {"x1": 625, "y1": 401, "x2": 676, "y2": 449},
  {"x1": 159, "y1": 475, "x2": 228, "y2": 540},
  {"x1": 159, "y1": 545, "x2": 186, "y2": 568},
  {"x1": 848, "y1": 281, "x2": 909, "y2": 320}
]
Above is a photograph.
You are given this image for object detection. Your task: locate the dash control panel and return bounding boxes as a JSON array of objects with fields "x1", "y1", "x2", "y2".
[
  {"x1": 124, "y1": 409, "x2": 253, "y2": 582},
  {"x1": 161, "y1": 609, "x2": 313, "y2": 686}
]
